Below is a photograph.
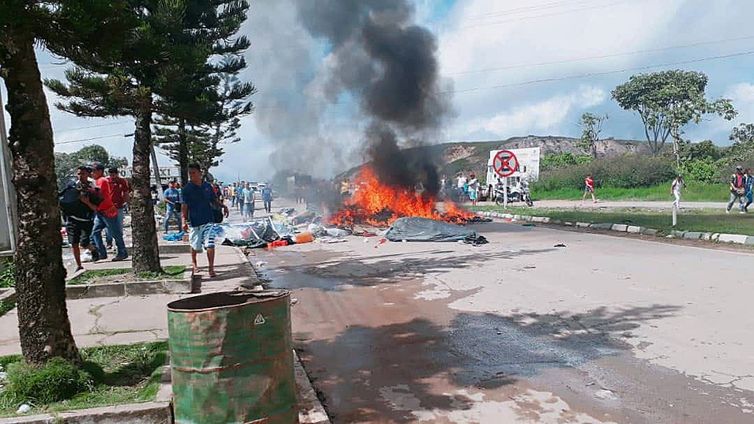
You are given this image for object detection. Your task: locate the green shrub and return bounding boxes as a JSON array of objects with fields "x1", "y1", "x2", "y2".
[
  {"x1": 541, "y1": 153, "x2": 593, "y2": 171},
  {"x1": 678, "y1": 159, "x2": 718, "y2": 183},
  {"x1": 0, "y1": 258, "x2": 14, "y2": 289},
  {"x1": 4, "y1": 358, "x2": 93, "y2": 403},
  {"x1": 534, "y1": 154, "x2": 676, "y2": 190}
]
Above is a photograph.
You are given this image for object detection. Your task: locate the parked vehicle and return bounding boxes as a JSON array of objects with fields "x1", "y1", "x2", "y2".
[{"x1": 494, "y1": 181, "x2": 533, "y2": 207}]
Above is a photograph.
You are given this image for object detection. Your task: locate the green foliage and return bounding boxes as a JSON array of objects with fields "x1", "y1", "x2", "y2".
[
  {"x1": 578, "y1": 113, "x2": 607, "y2": 158},
  {"x1": 0, "y1": 258, "x2": 14, "y2": 289},
  {"x1": 535, "y1": 154, "x2": 676, "y2": 190},
  {"x1": 54, "y1": 144, "x2": 128, "y2": 189},
  {"x1": 729, "y1": 123, "x2": 754, "y2": 159},
  {"x1": 612, "y1": 70, "x2": 736, "y2": 156},
  {"x1": 541, "y1": 153, "x2": 592, "y2": 171},
  {"x1": 530, "y1": 181, "x2": 728, "y2": 202},
  {"x1": 4, "y1": 358, "x2": 93, "y2": 404},
  {"x1": 684, "y1": 140, "x2": 721, "y2": 161},
  {"x1": 677, "y1": 159, "x2": 718, "y2": 183}
]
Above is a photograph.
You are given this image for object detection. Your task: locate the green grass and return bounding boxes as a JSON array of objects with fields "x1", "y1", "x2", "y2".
[
  {"x1": 0, "y1": 341, "x2": 168, "y2": 417},
  {"x1": 532, "y1": 182, "x2": 729, "y2": 202},
  {"x1": 0, "y1": 258, "x2": 14, "y2": 289},
  {"x1": 0, "y1": 299, "x2": 15, "y2": 318},
  {"x1": 473, "y1": 205, "x2": 754, "y2": 236},
  {"x1": 68, "y1": 265, "x2": 186, "y2": 285}
]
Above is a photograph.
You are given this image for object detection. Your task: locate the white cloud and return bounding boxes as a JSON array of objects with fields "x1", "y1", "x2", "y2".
[
  {"x1": 725, "y1": 83, "x2": 754, "y2": 124},
  {"x1": 467, "y1": 85, "x2": 606, "y2": 136}
]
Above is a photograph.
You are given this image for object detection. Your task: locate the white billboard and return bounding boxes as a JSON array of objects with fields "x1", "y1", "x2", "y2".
[
  {"x1": 0, "y1": 90, "x2": 17, "y2": 256},
  {"x1": 486, "y1": 147, "x2": 541, "y2": 185}
]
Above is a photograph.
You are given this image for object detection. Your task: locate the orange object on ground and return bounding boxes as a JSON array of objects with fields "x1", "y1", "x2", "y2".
[{"x1": 295, "y1": 232, "x2": 314, "y2": 244}]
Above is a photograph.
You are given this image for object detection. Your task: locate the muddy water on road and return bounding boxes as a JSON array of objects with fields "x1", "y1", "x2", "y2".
[{"x1": 253, "y1": 243, "x2": 754, "y2": 424}]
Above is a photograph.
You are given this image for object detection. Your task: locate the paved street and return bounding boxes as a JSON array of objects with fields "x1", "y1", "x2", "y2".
[{"x1": 256, "y1": 218, "x2": 754, "y2": 423}]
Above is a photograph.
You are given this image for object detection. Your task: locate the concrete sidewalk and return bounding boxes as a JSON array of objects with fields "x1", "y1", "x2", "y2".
[{"x1": 0, "y1": 243, "x2": 257, "y2": 356}]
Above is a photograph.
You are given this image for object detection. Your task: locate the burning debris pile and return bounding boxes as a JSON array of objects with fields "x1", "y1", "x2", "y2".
[{"x1": 329, "y1": 167, "x2": 477, "y2": 228}]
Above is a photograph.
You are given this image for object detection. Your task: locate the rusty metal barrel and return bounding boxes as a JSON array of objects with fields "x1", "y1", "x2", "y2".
[{"x1": 167, "y1": 290, "x2": 298, "y2": 424}]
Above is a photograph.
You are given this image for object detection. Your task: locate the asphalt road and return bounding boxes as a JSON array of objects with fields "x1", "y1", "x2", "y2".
[{"x1": 255, "y1": 216, "x2": 754, "y2": 423}]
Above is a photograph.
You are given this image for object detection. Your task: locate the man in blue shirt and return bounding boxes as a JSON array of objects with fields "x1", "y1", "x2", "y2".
[
  {"x1": 181, "y1": 163, "x2": 228, "y2": 277},
  {"x1": 163, "y1": 180, "x2": 182, "y2": 233},
  {"x1": 261, "y1": 185, "x2": 273, "y2": 213}
]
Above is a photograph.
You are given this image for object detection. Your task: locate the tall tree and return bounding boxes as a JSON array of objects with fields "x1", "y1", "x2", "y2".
[
  {"x1": 729, "y1": 123, "x2": 754, "y2": 160},
  {"x1": 0, "y1": 0, "x2": 130, "y2": 365},
  {"x1": 578, "y1": 112, "x2": 607, "y2": 159},
  {"x1": 612, "y1": 70, "x2": 736, "y2": 162}
]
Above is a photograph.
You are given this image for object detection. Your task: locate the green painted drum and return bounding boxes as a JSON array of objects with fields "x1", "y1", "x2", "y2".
[{"x1": 167, "y1": 290, "x2": 298, "y2": 424}]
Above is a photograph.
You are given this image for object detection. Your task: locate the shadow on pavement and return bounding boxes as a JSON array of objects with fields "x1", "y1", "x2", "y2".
[
  {"x1": 268, "y1": 248, "x2": 557, "y2": 292},
  {"x1": 299, "y1": 304, "x2": 681, "y2": 423}
]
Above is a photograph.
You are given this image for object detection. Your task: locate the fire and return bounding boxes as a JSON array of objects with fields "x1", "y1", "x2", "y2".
[{"x1": 329, "y1": 167, "x2": 475, "y2": 227}]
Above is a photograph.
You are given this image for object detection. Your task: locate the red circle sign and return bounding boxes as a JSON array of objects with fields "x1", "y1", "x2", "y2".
[{"x1": 493, "y1": 150, "x2": 519, "y2": 178}]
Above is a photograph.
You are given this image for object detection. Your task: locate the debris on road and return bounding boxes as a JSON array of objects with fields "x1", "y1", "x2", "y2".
[
  {"x1": 385, "y1": 217, "x2": 488, "y2": 244},
  {"x1": 554, "y1": 243, "x2": 567, "y2": 248}
]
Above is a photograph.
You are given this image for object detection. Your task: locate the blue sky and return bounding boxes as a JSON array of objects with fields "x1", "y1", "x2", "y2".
[{"x1": 3, "y1": 0, "x2": 754, "y2": 182}]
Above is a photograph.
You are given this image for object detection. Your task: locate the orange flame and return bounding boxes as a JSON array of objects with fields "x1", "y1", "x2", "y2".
[{"x1": 329, "y1": 167, "x2": 475, "y2": 227}]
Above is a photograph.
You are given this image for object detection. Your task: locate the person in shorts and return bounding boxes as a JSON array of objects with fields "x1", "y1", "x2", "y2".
[
  {"x1": 182, "y1": 163, "x2": 228, "y2": 277},
  {"x1": 61, "y1": 166, "x2": 99, "y2": 271},
  {"x1": 582, "y1": 174, "x2": 596, "y2": 203}
]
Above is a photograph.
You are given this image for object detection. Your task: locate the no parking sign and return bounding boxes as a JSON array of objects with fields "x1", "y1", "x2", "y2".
[{"x1": 492, "y1": 150, "x2": 519, "y2": 178}]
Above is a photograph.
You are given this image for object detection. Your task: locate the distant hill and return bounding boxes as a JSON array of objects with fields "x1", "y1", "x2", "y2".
[{"x1": 341, "y1": 135, "x2": 648, "y2": 182}]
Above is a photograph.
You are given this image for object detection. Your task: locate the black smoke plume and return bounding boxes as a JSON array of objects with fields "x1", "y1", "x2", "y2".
[{"x1": 296, "y1": 0, "x2": 453, "y2": 195}]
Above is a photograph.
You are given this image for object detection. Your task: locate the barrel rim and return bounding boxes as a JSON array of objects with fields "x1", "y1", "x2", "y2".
[{"x1": 167, "y1": 290, "x2": 289, "y2": 313}]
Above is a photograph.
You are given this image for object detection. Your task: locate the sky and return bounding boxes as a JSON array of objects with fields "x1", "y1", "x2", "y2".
[{"x1": 3, "y1": 0, "x2": 754, "y2": 183}]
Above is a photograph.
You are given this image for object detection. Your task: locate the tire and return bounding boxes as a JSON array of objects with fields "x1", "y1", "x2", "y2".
[
  {"x1": 495, "y1": 197, "x2": 504, "y2": 206},
  {"x1": 526, "y1": 197, "x2": 534, "y2": 207}
]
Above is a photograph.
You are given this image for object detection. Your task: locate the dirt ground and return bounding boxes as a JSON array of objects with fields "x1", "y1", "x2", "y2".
[{"x1": 253, "y1": 218, "x2": 754, "y2": 423}]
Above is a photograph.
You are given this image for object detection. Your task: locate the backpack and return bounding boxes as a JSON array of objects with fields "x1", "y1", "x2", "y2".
[{"x1": 59, "y1": 182, "x2": 101, "y2": 218}]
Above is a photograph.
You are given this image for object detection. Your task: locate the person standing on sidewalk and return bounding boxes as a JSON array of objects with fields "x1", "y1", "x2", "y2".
[
  {"x1": 671, "y1": 175, "x2": 684, "y2": 210},
  {"x1": 105, "y1": 167, "x2": 130, "y2": 250},
  {"x1": 242, "y1": 182, "x2": 255, "y2": 220},
  {"x1": 582, "y1": 174, "x2": 596, "y2": 203},
  {"x1": 261, "y1": 185, "x2": 273, "y2": 213},
  {"x1": 726, "y1": 165, "x2": 747, "y2": 214},
  {"x1": 163, "y1": 180, "x2": 182, "y2": 233},
  {"x1": 60, "y1": 166, "x2": 100, "y2": 271},
  {"x1": 182, "y1": 163, "x2": 228, "y2": 277},
  {"x1": 467, "y1": 173, "x2": 479, "y2": 206},
  {"x1": 90, "y1": 163, "x2": 128, "y2": 261}
]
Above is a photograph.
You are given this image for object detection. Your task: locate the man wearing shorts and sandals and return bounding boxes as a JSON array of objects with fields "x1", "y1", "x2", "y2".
[{"x1": 182, "y1": 163, "x2": 228, "y2": 277}]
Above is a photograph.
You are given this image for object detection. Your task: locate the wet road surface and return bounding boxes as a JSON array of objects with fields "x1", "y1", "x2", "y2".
[{"x1": 253, "y1": 219, "x2": 754, "y2": 423}]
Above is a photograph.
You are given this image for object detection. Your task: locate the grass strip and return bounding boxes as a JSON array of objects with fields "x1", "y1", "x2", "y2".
[{"x1": 68, "y1": 265, "x2": 186, "y2": 285}]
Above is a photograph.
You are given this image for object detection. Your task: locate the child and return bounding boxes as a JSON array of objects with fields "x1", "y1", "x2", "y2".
[{"x1": 582, "y1": 174, "x2": 596, "y2": 203}]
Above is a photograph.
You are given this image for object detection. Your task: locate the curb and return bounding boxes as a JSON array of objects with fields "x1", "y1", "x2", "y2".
[
  {"x1": 65, "y1": 269, "x2": 194, "y2": 300},
  {"x1": 294, "y1": 350, "x2": 331, "y2": 424},
  {"x1": 478, "y1": 211, "x2": 754, "y2": 246}
]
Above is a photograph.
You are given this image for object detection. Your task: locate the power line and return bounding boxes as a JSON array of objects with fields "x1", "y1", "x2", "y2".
[
  {"x1": 449, "y1": 34, "x2": 754, "y2": 76},
  {"x1": 55, "y1": 121, "x2": 132, "y2": 133},
  {"x1": 55, "y1": 133, "x2": 127, "y2": 145},
  {"x1": 457, "y1": 0, "x2": 642, "y2": 31},
  {"x1": 448, "y1": 49, "x2": 754, "y2": 95},
  {"x1": 465, "y1": 0, "x2": 607, "y2": 20}
]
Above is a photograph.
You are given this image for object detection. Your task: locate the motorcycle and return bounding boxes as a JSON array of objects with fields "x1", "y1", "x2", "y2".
[{"x1": 494, "y1": 182, "x2": 533, "y2": 207}]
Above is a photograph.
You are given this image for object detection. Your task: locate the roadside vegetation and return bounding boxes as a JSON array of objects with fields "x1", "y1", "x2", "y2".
[
  {"x1": 0, "y1": 342, "x2": 168, "y2": 417},
  {"x1": 474, "y1": 205, "x2": 754, "y2": 236},
  {"x1": 67, "y1": 265, "x2": 186, "y2": 286}
]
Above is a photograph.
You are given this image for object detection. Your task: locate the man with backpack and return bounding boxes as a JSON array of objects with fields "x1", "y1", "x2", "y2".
[
  {"x1": 60, "y1": 166, "x2": 100, "y2": 271},
  {"x1": 726, "y1": 165, "x2": 747, "y2": 214}
]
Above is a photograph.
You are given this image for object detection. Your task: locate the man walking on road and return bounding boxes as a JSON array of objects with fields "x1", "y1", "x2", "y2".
[
  {"x1": 242, "y1": 182, "x2": 255, "y2": 220},
  {"x1": 105, "y1": 167, "x2": 129, "y2": 250},
  {"x1": 163, "y1": 180, "x2": 182, "y2": 233},
  {"x1": 261, "y1": 185, "x2": 273, "y2": 213},
  {"x1": 90, "y1": 163, "x2": 128, "y2": 261},
  {"x1": 182, "y1": 163, "x2": 228, "y2": 277},
  {"x1": 726, "y1": 165, "x2": 747, "y2": 214}
]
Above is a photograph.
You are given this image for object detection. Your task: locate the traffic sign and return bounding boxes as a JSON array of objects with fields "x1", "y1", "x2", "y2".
[{"x1": 493, "y1": 150, "x2": 519, "y2": 178}]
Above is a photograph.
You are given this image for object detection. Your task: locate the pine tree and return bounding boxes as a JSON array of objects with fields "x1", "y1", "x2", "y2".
[{"x1": 0, "y1": 0, "x2": 131, "y2": 365}]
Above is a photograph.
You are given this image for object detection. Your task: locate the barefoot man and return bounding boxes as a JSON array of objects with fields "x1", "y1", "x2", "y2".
[{"x1": 182, "y1": 163, "x2": 229, "y2": 277}]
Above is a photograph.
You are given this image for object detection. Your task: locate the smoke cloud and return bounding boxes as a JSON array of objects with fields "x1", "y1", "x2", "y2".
[{"x1": 295, "y1": 0, "x2": 454, "y2": 193}]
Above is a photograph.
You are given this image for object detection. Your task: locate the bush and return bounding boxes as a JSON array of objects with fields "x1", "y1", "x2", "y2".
[
  {"x1": 541, "y1": 153, "x2": 593, "y2": 171},
  {"x1": 4, "y1": 358, "x2": 93, "y2": 403},
  {"x1": 534, "y1": 154, "x2": 676, "y2": 190},
  {"x1": 678, "y1": 159, "x2": 718, "y2": 183},
  {"x1": 0, "y1": 258, "x2": 13, "y2": 288}
]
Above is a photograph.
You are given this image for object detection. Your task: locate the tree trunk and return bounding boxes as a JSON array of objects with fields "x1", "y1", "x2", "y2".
[
  {"x1": 2, "y1": 34, "x2": 80, "y2": 365},
  {"x1": 178, "y1": 119, "x2": 188, "y2": 186},
  {"x1": 130, "y1": 106, "x2": 162, "y2": 273}
]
